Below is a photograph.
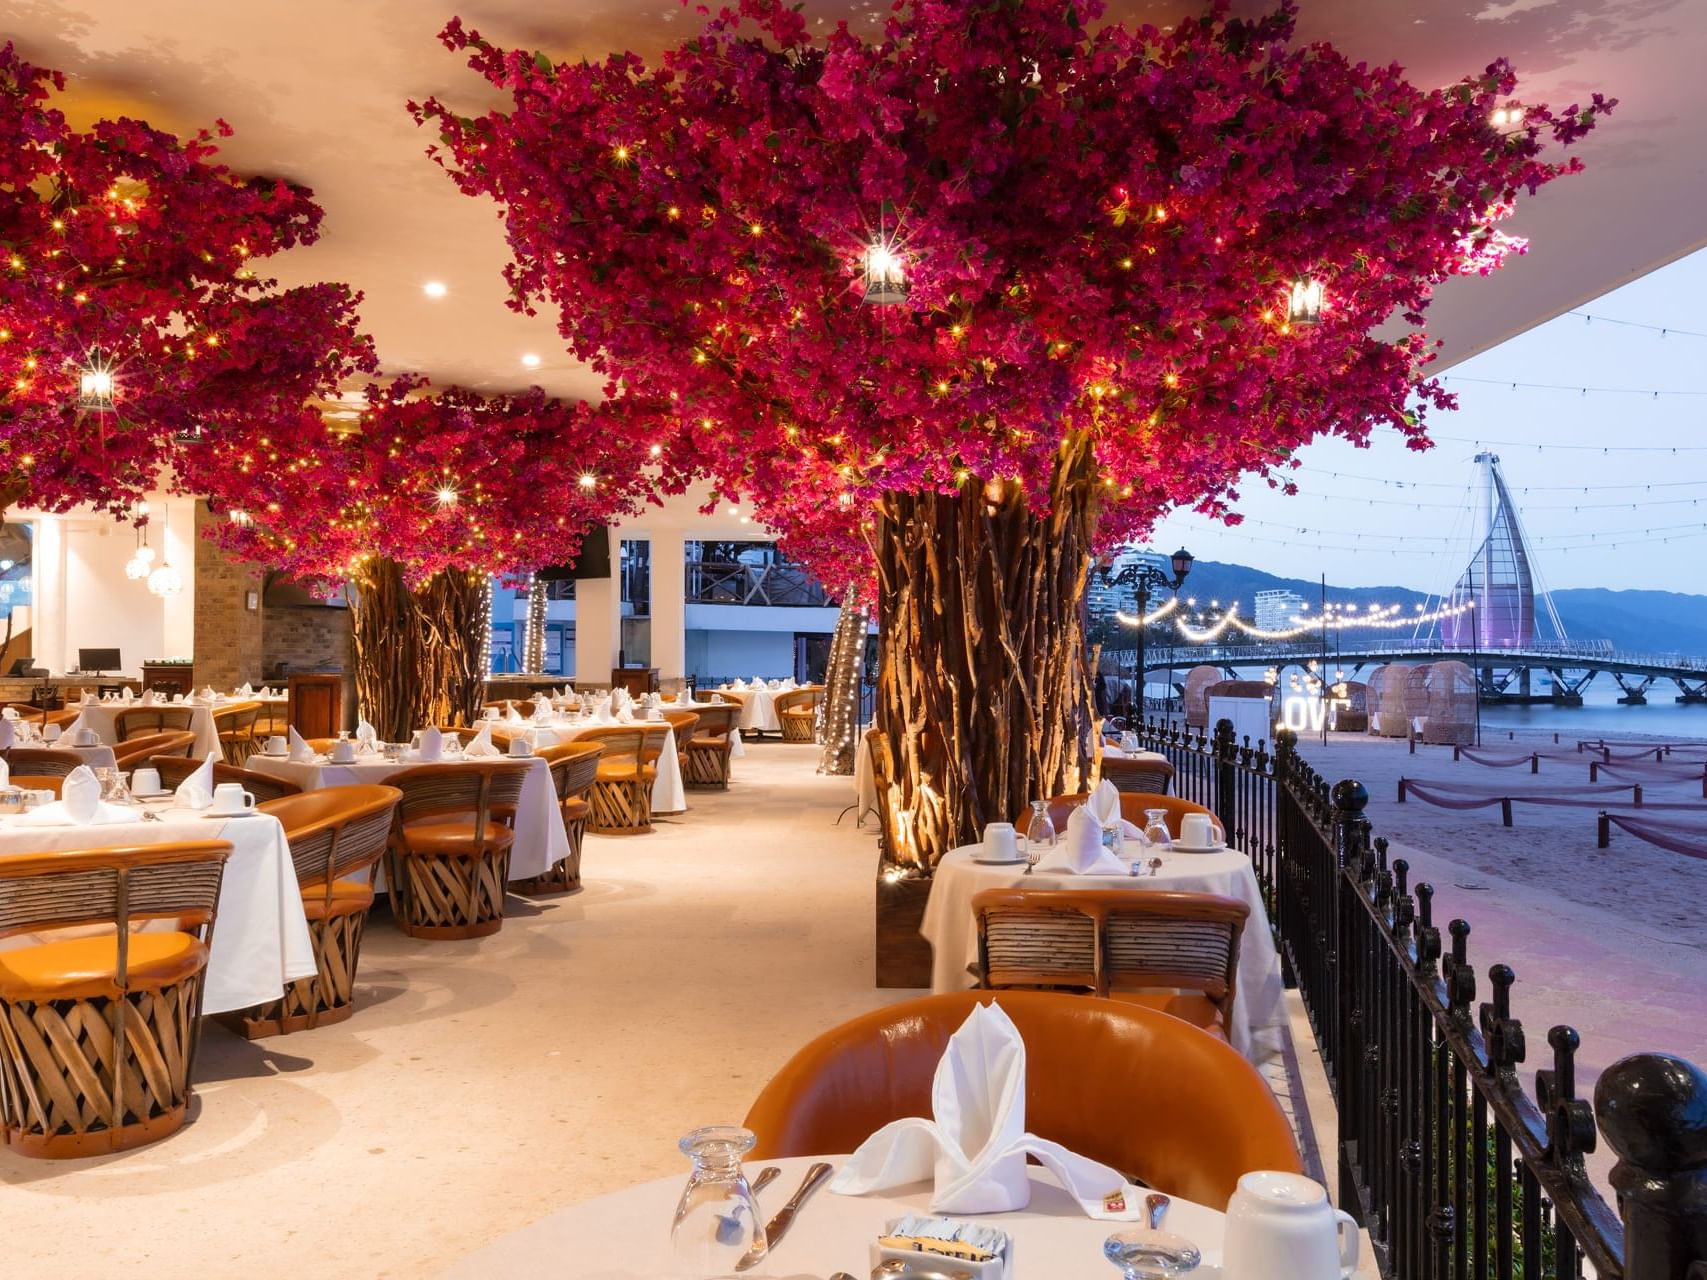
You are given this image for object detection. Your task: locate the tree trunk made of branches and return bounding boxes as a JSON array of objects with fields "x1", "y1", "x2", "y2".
[
  {"x1": 351, "y1": 558, "x2": 486, "y2": 741},
  {"x1": 872, "y1": 434, "x2": 1100, "y2": 869},
  {"x1": 818, "y1": 594, "x2": 869, "y2": 775}
]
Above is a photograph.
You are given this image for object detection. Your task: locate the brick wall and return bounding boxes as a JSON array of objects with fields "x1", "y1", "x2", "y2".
[
  {"x1": 192, "y1": 504, "x2": 265, "y2": 689},
  {"x1": 262, "y1": 602, "x2": 357, "y2": 730}
]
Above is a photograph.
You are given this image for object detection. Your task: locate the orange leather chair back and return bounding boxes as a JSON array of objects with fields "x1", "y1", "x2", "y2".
[
  {"x1": 743, "y1": 990, "x2": 1299, "y2": 1209},
  {"x1": 1015, "y1": 792, "x2": 1220, "y2": 839}
]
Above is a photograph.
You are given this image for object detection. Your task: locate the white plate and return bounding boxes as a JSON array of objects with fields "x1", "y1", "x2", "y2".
[{"x1": 1169, "y1": 839, "x2": 1227, "y2": 854}]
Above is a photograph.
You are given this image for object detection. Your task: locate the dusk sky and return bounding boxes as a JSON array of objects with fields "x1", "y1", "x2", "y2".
[{"x1": 1147, "y1": 246, "x2": 1707, "y2": 598}]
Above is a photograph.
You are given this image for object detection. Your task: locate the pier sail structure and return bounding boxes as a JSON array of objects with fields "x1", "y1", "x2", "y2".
[{"x1": 1438, "y1": 453, "x2": 1567, "y2": 649}]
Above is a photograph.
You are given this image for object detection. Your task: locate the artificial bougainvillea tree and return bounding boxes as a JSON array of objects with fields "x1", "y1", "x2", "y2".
[
  {"x1": 0, "y1": 43, "x2": 374, "y2": 515},
  {"x1": 191, "y1": 378, "x2": 680, "y2": 736},
  {"x1": 417, "y1": 0, "x2": 1608, "y2": 864}
]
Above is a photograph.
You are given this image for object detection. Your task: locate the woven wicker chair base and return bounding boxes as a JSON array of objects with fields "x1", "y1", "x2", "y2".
[
  {"x1": 779, "y1": 715, "x2": 815, "y2": 744},
  {"x1": 1108, "y1": 771, "x2": 1172, "y2": 796},
  {"x1": 220, "y1": 738, "x2": 254, "y2": 767},
  {"x1": 0, "y1": 977, "x2": 203, "y2": 1157},
  {"x1": 588, "y1": 778, "x2": 652, "y2": 835},
  {"x1": 509, "y1": 806, "x2": 589, "y2": 895},
  {"x1": 225, "y1": 910, "x2": 368, "y2": 1039},
  {"x1": 386, "y1": 849, "x2": 511, "y2": 940},
  {"x1": 683, "y1": 742, "x2": 733, "y2": 788}
]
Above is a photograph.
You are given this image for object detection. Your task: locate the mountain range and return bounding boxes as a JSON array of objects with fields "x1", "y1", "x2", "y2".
[{"x1": 1165, "y1": 561, "x2": 1707, "y2": 656}]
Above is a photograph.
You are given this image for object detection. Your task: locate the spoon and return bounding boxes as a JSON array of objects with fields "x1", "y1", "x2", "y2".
[
  {"x1": 1147, "y1": 856, "x2": 1163, "y2": 877},
  {"x1": 1145, "y1": 1191, "x2": 1171, "y2": 1229},
  {"x1": 750, "y1": 1165, "x2": 781, "y2": 1194}
]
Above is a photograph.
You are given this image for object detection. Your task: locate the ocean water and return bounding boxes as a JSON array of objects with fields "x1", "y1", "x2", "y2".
[{"x1": 1480, "y1": 683, "x2": 1707, "y2": 742}]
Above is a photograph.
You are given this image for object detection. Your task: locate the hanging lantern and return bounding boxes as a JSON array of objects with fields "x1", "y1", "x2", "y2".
[
  {"x1": 1287, "y1": 277, "x2": 1325, "y2": 326},
  {"x1": 147, "y1": 561, "x2": 183, "y2": 597},
  {"x1": 862, "y1": 241, "x2": 908, "y2": 305},
  {"x1": 227, "y1": 508, "x2": 252, "y2": 527},
  {"x1": 1287, "y1": 276, "x2": 1324, "y2": 325},
  {"x1": 124, "y1": 554, "x2": 149, "y2": 581},
  {"x1": 77, "y1": 350, "x2": 116, "y2": 411}
]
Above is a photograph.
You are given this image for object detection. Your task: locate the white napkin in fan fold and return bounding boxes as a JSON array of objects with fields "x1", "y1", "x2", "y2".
[
  {"x1": 62, "y1": 712, "x2": 88, "y2": 743},
  {"x1": 415, "y1": 727, "x2": 444, "y2": 762},
  {"x1": 0, "y1": 755, "x2": 8, "y2": 787},
  {"x1": 238, "y1": 682, "x2": 254, "y2": 698},
  {"x1": 1086, "y1": 779, "x2": 1143, "y2": 839},
  {"x1": 80, "y1": 690, "x2": 97, "y2": 707},
  {"x1": 505, "y1": 705, "x2": 526, "y2": 726},
  {"x1": 174, "y1": 752, "x2": 218, "y2": 810},
  {"x1": 1034, "y1": 805, "x2": 1126, "y2": 876},
  {"x1": 831, "y1": 1002, "x2": 1140, "y2": 1218},
  {"x1": 17, "y1": 765, "x2": 133, "y2": 826},
  {"x1": 355, "y1": 717, "x2": 378, "y2": 753},
  {"x1": 287, "y1": 726, "x2": 316, "y2": 763},
  {"x1": 0, "y1": 720, "x2": 13, "y2": 752},
  {"x1": 463, "y1": 723, "x2": 501, "y2": 758}
]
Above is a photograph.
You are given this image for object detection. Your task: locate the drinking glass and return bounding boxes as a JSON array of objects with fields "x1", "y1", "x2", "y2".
[
  {"x1": 1103, "y1": 1229, "x2": 1201, "y2": 1278},
  {"x1": 1023, "y1": 800, "x2": 1057, "y2": 871},
  {"x1": 1142, "y1": 808, "x2": 1172, "y2": 850},
  {"x1": 670, "y1": 1126, "x2": 767, "y2": 1274}
]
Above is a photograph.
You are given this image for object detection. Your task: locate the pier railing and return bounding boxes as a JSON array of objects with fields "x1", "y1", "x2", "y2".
[{"x1": 1130, "y1": 717, "x2": 1707, "y2": 1280}]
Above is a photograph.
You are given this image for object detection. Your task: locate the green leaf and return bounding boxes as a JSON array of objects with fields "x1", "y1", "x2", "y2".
[
  {"x1": 533, "y1": 51, "x2": 554, "y2": 75},
  {"x1": 765, "y1": 132, "x2": 781, "y2": 149}
]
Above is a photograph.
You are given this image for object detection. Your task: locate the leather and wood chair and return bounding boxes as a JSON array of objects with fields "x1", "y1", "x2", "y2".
[
  {"x1": 113, "y1": 706, "x2": 196, "y2": 741},
  {"x1": 3, "y1": 705, "x2": 81, "y2": 728},
  {"x1": 10, "y1": 775, "x2": 64, "y2": 796},
  {"x1": 2, "y1": 748, "x2": 85, "y2": 779},
  {"x1": 112, "y1": 730, "x2": 198, "y2": 770},
  {"x1": 148, "y1": 756, "x2": 303, "y2": 804},
  {"x1": 513, "y1": 741, "x2": 603, "y2": 894},
  {"x1": 573, "y1": 727, "x2": 653, "y2": 834},
  {"x1": 256, "y1": 701, "x2": 290, "y2": 738},
  {"x1": 234, "y1": 784, "x2": 402, "y2": 1037},
  {"x1": 683, "y1": 704, "x2": 739, "y2": 789},
  {"x1": 382, "y1": 760, "x2": 530, "y2": 939},
  {"x1": 1100, "y1": 754, "x2": 1175, "y2": 797},
  {"x1": 0, "y1": 840, "x2": 233, "y2": 1157},
  {"x1": 212, "y1": 700, "x2": 263, "y2": 765},
  {"x1": 774, "y1": 686, "x2": 823, "y2": 743},
  {"x1": 1017, "y1": 793, "x2": 1222, "y2": 842},
  {"x1": 742, "y1": 990, "x2": 1299, "y2": 1210},
  {"x1": 971, "y1": 888, "x2": 1249, "y2": 1038},
  {"x1": 658, "y1": 710, "x2": 700, "y2": 773}
]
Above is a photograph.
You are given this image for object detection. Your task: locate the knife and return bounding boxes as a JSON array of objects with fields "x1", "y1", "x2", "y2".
[{"x1": 737, "y1": 1161, "x2": 832, "y2": 1271}]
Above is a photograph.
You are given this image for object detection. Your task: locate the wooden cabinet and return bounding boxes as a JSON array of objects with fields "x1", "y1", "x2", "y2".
[
  {"x1": 142, "y1": 662, "x2": 196, "y2": 697},
  {"x1": 288, "y1": 672, "x2": 343, "y2": 739},
  {"x1": 610, "y1": 666, "x2": 659, "y2": 697}
]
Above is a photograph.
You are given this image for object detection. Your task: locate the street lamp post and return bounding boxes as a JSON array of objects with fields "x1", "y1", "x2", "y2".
[{"x1": 1100, "y1": 547, "x2": 1193, "y2": 726}]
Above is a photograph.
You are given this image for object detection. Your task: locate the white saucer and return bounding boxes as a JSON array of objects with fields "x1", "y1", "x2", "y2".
[
  {"x1": 204, "y1": 810, "x2": 265, "y2": 820},
  {"x1": 131, "y1": 790, "x2": 174, "y2": 800},
  {"x1": 971, "y1": 854, "x2": 1029, "y2": 865},
  {"x1": 1170, "y1": 839, "x2": 1227, "y2": 854},
  {"x1": 259, "y1": 749, "x2": 288, "y2": 758}
]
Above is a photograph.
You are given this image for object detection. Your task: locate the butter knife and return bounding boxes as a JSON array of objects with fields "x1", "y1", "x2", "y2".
[{"x1": 737, "y1": 1161, "x2": 832, "y2": 1271}]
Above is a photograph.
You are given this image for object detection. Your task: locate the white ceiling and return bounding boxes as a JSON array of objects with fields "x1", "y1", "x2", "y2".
[{"x1": 7, "y1": 0, "x2": 1704, "y2": 402}]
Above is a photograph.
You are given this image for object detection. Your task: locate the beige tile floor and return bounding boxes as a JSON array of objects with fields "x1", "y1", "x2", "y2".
[{"x1": 0, "y1": 743, "x2": 901, "y2": 1278}]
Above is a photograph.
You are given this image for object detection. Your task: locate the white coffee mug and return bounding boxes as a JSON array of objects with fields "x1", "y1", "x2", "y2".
[
  {"x1": 1223, "y1": 1171, "x2": 1358, "y2": 1280},
  {"x1": 982, "y1": 822, "x2": 1019, "y2": 860},
  {"x1": 76, "y1": 727, "x2": 99, "y2": 746},
  {"x1": 43, "y1": 724, "x2": 62, "y2": 742},
  {"x1": 508, "y1": 736, "x2": 533, "y2": 757},
  {"x1": 1179, "y1": 813, "x2": 1216, "y2": 848},
  {"x1": 130, "y1": 767, "x2": 162, "y2": 795},
  {"x1": 330, "y1": 740, "x2": 356, "y2": 763},
  {"x1": 211, "y1": 782, "x2": 256, "y2": 815},
  {"x1": 483, "y1": 707, "x2": 500, "y2": 721},
  {"x1": 264, "y1": 734, "x2": 288, "y2": 755}
]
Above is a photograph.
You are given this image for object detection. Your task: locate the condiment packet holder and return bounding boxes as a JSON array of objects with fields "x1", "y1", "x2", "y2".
[{"x1": 871, "y1": 1215, "x2": 1012, "y2": 1280}]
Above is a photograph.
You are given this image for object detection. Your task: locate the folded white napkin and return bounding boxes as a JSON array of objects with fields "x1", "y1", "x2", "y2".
[
  {"x1": 463, "y1": 723, "x2": 501, "y2": 758},
  {"x1": 81, "y1": 690, "x2": 97, "y2": 706},
  {"x1": 18, "y1": 765, "x2": 133, "y2": 827},
  {"x1": 831, "y1": 1002, "x2": 1139, "y2": 1218},
  {"x1": 415, "y1": 727, "x2": 444, "y2": 762},
  {"x1": 529, "y1": 726, "x2": 559, "y2": 748},
  {"x1": 504, "y1": 706, "x2": 526, "y2": 726},
  {"x1": 731, "y1": 679, "x2": 746, "y2": 689},
  {"x1": 200, "y1": 685, "x2": 217, "y2": 701},
  {"x1": 143, "y1": 689, "x2": 161, "y2": 705},
  {"x1": 594, "y1": 706, "x2": 615, "y2": 724},
  {"x1": 0, "y1": 719, "x2": 15, "y2": 752},
  {"x1": 175, "y1": 752, "x2": 218, "y2": 810},
  {"x1": 1086, "y1": 779, "x2": 1143, "y2": 839},
  {"x1": 0, "y1": 755, "x2": 8, "y2": 787},
  {"x1": 120, "y1": 688, "x2": 135, "y2": 703},
  {"x1": 531, "y1": 695, "x2": 552, "y2": 719},
  {"x1": 1102, "y1": 743, "x2": 1127, "y2": 758},
  {"x1": 288, "y1": 726, "x2": 316, "y2": 763},
  {"x1": 63, "y1": 712, "x2": 87, "y2": 743},
  {"x1": 616, "y1": 707, "x2": 635, "y2": 724},
  {"x1": 1035, "y1": 806, "x2": 1126, "y2": 876}
]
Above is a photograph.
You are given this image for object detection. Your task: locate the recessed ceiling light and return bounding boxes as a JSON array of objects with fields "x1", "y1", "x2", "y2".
[
  {"x1": 422, "y1": 280, "x2": 448, "y2": 298},
  {"x1": 521, "y1": 353, "x2": 541, "y2": 368}
]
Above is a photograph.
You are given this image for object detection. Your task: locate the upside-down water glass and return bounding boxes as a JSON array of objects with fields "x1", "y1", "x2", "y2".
[
  {"x1": 1103, "y1": 1228, "x2": 1201, "y2": 1278},
  {"x1": 1142, "y1": 808, "x2": 1172, "y2": 850},
  {"x1": 670, "y1": 1126, "x2": 767, "y2": 1274}
]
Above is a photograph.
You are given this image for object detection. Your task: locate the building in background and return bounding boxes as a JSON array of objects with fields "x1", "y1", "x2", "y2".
[
  {"x1": 1254, "y1": 589, "x2": 1307, "y2": 632},
  {"x1": 1086, "y1": 548, "x2": 1171, "y2": 622}
]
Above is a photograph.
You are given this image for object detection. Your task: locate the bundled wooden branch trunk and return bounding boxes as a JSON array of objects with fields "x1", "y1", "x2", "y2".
[
  {"x1": 351, "y1": 558, "x2": 485, "y2": 742},
  {"x1": 871, "y1": 435, "x2": 1100, "y2": 869}
]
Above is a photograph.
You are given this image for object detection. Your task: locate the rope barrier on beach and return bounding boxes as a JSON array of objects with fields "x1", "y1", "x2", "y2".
[
  {"x1": 1395, "y1": 776, "x2": 1707, "y2": 827},
  {"x1": 1587, "y1": 760, "x2": 1707, "y2": 795},
  {"x1": 1453, "y1": 747, "x2": 1543, "y2": 769},
  {"x1": 1597, "y1": 812, "x2": 1707, "y2": 861}
]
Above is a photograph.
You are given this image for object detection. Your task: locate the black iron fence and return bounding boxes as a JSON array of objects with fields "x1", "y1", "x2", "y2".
[
  {"x1": 685, "y1": 559, "x2": 830, "y2": 608},
  {"x1": 1131, "y1": 716, "x2": 1707, "y2": 1280}
]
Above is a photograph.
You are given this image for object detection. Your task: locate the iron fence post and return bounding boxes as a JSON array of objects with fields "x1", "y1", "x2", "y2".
[
  {"x1": 1332, "y1": 779, "x2": 1371, "y2": 1218},
  {"x1": 1213, "y1": 717, "x2": 1236, "y2": 827},
  {"x1": 1595, "y1": 1053, "x2": 1707, "y2": 1280}
]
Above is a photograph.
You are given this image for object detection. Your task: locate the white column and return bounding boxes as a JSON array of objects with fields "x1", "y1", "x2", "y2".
[
  {"x1": 160, "y1": 498, "x2": 196, "y2": 657},
  {"x1": 573, "y1": 568, "x2": 622, "y2": 688},
  {"x1": 33, "y1": 517, "x2": 67, "y2": 675},
  {"x1": 649, "y1": 530, "x2": 686, "y2": 682}
]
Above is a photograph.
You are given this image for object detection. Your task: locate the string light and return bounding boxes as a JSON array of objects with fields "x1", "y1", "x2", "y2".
[
  {"x1": 1122, "y1": 598, "x2": 1476, "y2": 642},
  {"x1": 862, "y1": 240, "x2": 908, "y2": 306},
  {"x1": 522, "y1": 575, "x2": 547, "y2": 672}
]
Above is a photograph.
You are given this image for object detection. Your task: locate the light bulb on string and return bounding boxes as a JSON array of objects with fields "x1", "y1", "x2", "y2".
[
  {"x1": 862, "y1": 239, "x2": 908, "y2": 306},
  {"x1": 1287, "y1": 276, "x2": 1325, "y2": 326}
]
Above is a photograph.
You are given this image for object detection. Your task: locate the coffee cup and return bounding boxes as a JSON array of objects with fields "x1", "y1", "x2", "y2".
[
  {"x1": 43, "y1": 723, "x2": 62, "y2": 743},
  {"x1": 982, "y1": 822, "x2": 1019, "y2": 860},
  {"x1": 211, "y1": 782, "x2": 256, "y2": 815},
  {"x1": 264, "y1": 734, "x2": 288, "y2": 756},
  {"x1": 1179, "y1": 813, "x2": 1216, "y2": 848},
  {"x1": 75, "y1": 727, "x2": 99, "y2": 746},
  {"x1": 483, "y1": 707, "x2": 500, "y2": 721},
  {"x1": 330, "y1": 739, "x2": 356, "y2": 763},
  {"x1": 508, "y1": 736, "x2": 533, "y2": 757},
  {"x1": 131, "y1": 767, "x2": 162, "y2": 796},
  {"x1": 1222, "y1": 1171, "x2": 1358, "y2": 1280}
]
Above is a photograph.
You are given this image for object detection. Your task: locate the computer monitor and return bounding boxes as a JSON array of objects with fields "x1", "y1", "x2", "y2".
[
  {"x1": 6, "y1": 657, "x2": 37, "y2": 677},
  {"x1": 78, "y1": 647, "x2": 121, "y2": 674}
]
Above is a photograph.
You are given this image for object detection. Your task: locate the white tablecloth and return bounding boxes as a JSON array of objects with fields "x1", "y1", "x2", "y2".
[
  {"x1": 439, "y1": 1154, "x2": 1228, "y2": 1278},
  {"x1": 73, "y1": 701, "x2": 223, "y2": 760},
  {"x1": 246, "y1": 753, "x2": 570, "y2": 878},
  {"x1": 0, "y1": 806, "x2": 316, "y2": 1015},
  {"x1": 920, "y1": 844, "x2": 1286, "y2": 1062},
  {"x1": 718, "y1": 685, "x2": 782, "y2": 734},
  {"x1": 853, "y1": 725, "x2": 879, "y2": 825},
  {"x1": 2, "y1": 741, "x2": 118, "y2": 771},
  {"x1": 547, "y1": 719, "x2": 688, "y2": 815}
]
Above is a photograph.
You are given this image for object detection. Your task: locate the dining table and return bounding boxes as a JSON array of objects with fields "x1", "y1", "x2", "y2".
[
  {"x1": 438, "y1": 1154, "x2": 1230, "y2": 1278},
  {"x1": 71, "y1": 698, "x2": 225, "y2": 759},
  {"x1": 542, "y1": 716, "x2": 690, "y2": 815},
  {"x1": 0, "y1": 803, "x2": 317, "y2": 1015},
  {"x1": 245, "y1": 749, "x2": 571, "y2": 880},
  {"x1": 919, "y1": 843, "x2": 1286, "y2": 1064},
  {"x1": 716, "y1": 684, "x2": 786, "y2": 735}
]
